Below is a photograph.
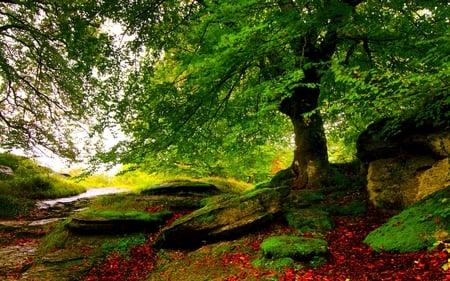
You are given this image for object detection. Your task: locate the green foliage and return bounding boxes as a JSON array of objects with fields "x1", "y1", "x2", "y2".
[
  {"x1": 0, "y1": 153, "x2": 85, "y2": 206},
  {"x1": 324, "y1": 1, "x2": 450, "y2": 141},
  {"x1": 364, "y1": 186, "x2": 450, "y2": 253},
  {"x1": 0, "y1": 1, "x2": 117, "y2": 159},
  {"x1": 0, "y1": 194, "x2": 34, "y2": 219}
]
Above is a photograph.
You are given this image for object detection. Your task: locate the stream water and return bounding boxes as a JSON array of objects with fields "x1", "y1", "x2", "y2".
[{"x1": 0, "y1": 187, "x2": 127, "y2": 280}]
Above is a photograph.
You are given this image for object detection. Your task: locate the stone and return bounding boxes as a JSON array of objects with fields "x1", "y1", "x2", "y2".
[
  {"x1": 154, "y1": 188, "x2": 283, "y2": 249},
  {"x1": 357, "y1": 118, "x2": 450, "y2": 210},
  {"x1": 0, "y1": 165, "x2": 13, "y2": 175},
  {"x1": 68, "y1": 210, "x2": 173, "y2": 234}
]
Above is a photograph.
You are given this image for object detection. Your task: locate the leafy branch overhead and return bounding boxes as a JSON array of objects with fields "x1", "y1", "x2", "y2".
[{"x1": 0, "y1": 0, "x2": 448, "y2": 180}]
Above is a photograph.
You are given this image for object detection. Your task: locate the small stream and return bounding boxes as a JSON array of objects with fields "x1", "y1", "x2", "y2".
[
  {"x1": 0, "y1": 187, "x2": 128, "y2": 280},
  {"x1": 36, "y1": 187, "x2": 127, "y2": 209}
]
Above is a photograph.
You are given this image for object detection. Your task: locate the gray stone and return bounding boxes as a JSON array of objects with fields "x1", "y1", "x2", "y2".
[
  {"x1": 0, "y1": 165, "x2": 13, "y2": 175},
  {"x1": 357, "y1": 118, "x2": 450, "y2": 209}
]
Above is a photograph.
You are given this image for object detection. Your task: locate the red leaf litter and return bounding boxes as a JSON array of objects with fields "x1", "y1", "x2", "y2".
[{"x1": 275, "y1": 207, "x2": 450, "y2": 281}]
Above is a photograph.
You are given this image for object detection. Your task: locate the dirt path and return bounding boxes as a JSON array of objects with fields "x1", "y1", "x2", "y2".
[{"x1": 0, "y1": 188, "x2": 126, "y2": 280}]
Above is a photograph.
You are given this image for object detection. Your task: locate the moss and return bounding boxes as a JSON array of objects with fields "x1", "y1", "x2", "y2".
[
  {"x1": 285, "y1": 190, "x2": 324, "y2": 209},
  {"x1": 364, "y1": 186, "x2": 449, "y2": 253},
  {"x1": 252, "y1": 257, "x2": 297, "y2": 271},
  {"x1": 284, "y1": 209, "x2": 333, "y2": 233},
  {"x1": 260, "y1": 235, "x2": 328, "y2": 260},
  {"x1": 101, "y1": 233, "x2": 147, "y2": 255},
  {"x1": 77, "y1": 209, "x2": 173, "y2": 222},
  {"x1": 327, "y1": 201, "x2": 367, "y2": 216},
  {"x1": 38, "y1": 219, "x2": 71, "y2": 254}
]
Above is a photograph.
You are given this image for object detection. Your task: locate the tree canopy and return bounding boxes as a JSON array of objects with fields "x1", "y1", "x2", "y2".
[
  {"x1": 1, "y1": 0, "x2": 448, "y2": 182},
  {"x1": 0, "y1": 0, "x2": 116, "y2": 159}
]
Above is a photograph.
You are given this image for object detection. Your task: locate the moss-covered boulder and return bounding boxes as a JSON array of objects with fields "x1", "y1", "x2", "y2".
[
  {"x1": 154, "y1": 188, "x2": 284, "y2": 249},
  {"x1": 259, "y1": 235, "x2": 328, "y2": 266},
  {"x1": 364, "y1": 186, "x2": 449, "y2": 252},
  {"x1": 68, "y1": 210, "x2": 173, "y2": 234}
]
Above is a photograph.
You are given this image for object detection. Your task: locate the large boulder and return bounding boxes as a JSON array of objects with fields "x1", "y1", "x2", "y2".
[
  {"x1": 357, "y1": 119, "x2": 450, "y2": 209},
  {"x1": 154, "y1": 187, "x2": 287, "y2": 249}
]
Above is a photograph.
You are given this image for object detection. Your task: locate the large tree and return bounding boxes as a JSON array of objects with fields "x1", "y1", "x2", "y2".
[
  {"x1": 100, "y1": 0, "x2": 448, "y2": 188},
  {"x1": 0, "y1": 0, "x2": 117, "y2": 159}
]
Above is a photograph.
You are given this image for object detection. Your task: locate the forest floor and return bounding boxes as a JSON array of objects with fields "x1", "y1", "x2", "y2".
[
  {"x1": 83, "y1": 193, "x2": 450, "y2": 281},
  {"x1": 1, "y1": 184, "x2": 449, "y2": 280}
]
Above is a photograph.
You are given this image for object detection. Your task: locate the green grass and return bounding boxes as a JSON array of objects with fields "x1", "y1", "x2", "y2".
[
  {"x1": 38, "y1": 219, "x2": 71, "y2": 254},
  {"x1": 101, "y1": 233, "x2": 147, "y2": 255},
  {"x1": 0, "y1": 153, "x2": 87, "y2": 218},
  {"x1": 75, "y1": 168, "x2": 254, "y2": 194},
  {"x1": 364, "y1": 186, "x2": 450, "y2": 253}
]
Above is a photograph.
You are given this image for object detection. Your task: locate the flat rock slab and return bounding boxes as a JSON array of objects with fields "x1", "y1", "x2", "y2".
[
  {"x1": 154, "y1": 188, "x2": 286, "y2": 249},
  {"x1": 68, "y1": 210, "x2": 173, "y2": 234},
  {"x1": 141, "y1": 181, "x2": 221, "y2": 196}
]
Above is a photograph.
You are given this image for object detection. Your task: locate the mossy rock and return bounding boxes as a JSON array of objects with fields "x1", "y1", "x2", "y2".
[
  {"x1": 260, "y1": 235, "x2": 328, "y2": 261},
  {"x1": 284, "y1": 208, "x2": 333, "y2": 233},
  {"x1": 364, "y1": 186, "x2": 449, "y2": 253},
  {"x1": 154, "y1": 188, "x2": 283, "y2": 248},
  {"x1": 285, "y1": 190, "x2": 324, "y2": 208},
  {"x1": 68, "y1": 210, "x2": 173, "y2": 234}
]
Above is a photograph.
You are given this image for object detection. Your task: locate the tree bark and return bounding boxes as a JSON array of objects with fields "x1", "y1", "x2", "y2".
[{"x1": 278, "y1": 69, "x2": 329, "y2": 189}]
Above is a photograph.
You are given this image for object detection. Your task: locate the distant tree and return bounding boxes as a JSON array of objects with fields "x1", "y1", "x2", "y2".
[
  {"x1": 101, "y1": 0, "x2": 448, "y2": 188},
  {"x1": 0, "y1": 0, "x2": 116, "y2": 159}
]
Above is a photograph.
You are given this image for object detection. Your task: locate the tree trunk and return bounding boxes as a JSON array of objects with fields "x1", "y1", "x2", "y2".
[
  {"x1": 290, "y1": 111, "x2": 329, "y2": 189},
  {"x1": 276, "y1": 70, "x2": 329, "y2": 189},
  {"x1": 271, "y1": 0, "x2": 363, "y2": 189}
]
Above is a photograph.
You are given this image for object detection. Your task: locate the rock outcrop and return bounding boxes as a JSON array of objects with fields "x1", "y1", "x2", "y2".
[
  {"x1": 357, "y1": 119, "x2": 449, "y2": 210},
  {"x1": 154, "y1": 187, "x2": 287, "y2": 249}
]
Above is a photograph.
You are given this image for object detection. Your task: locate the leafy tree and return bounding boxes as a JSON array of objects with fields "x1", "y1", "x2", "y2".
[
  {"x1": 0, "y1": 0, "x2": 117, "y2": 159},
  {"x1": 100, "y1": 0, "x2": 448, "y2": 188},
  {"x1": 2, "y1": 0, "x2": 447, "y2": 188}
]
